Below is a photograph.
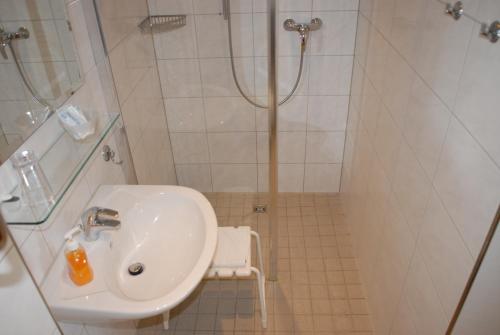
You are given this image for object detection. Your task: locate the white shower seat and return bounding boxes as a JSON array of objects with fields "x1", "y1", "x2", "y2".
[{"x1": 206, "y1": 226, "x2": 267, "y2": 328}]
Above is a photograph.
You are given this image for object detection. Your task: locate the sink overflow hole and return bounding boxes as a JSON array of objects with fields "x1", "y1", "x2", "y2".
[{"x1": 128, "y1": 263, "x2": 145, "y2": 276}]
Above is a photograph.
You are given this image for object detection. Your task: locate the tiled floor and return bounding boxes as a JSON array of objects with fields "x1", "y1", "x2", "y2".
[{"x1": 137, "y1": 193, "x2": 372, "y2": 335}]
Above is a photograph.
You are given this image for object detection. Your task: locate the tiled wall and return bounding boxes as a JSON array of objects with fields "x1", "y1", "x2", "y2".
[
  {"x1": 149, "y1": 0, "x2": 358, "y2": 192},
  {"x1": 0, "y1": 0, "x2": 83, "y2": 160},
  {"x1": 0, "y1": 234, "x2": 60, "y2": 335},
  {"x1": 1, "y1": 0, "x2": 136, "y2": 333},
  {"x1": 341, "y1": 0, "x2": 500, "y2": 333},
  {"x1": 96, "y1": 0, "x2": 177, "y2": 185}
]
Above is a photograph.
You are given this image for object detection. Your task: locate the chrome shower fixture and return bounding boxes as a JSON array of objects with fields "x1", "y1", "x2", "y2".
[
  {"x1": 481, "y1": 21, "x2": 500, "y2": 43},
  {"x1": 283, "y1": 18, "x2": 323, "y2": 50},
  {"x1": 0, "y1": 27, "x2": 29, "y2": 59},
  {"x1": 222, "y1": 0, "x2": 323, "y2": 109},
  {"x1": 445, "y1": 1, "x2": 464, "y2": 20}
]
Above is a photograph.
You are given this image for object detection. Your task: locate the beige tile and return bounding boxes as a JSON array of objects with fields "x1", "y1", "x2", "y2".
[
  {"x1": 165, "y1": 192, "x2": 371, "y2": 334},
  {"x1": 311, "y1": 300, "x2": 332, "y2": 315},
  {"x1": 313, "y1": 315, "x2": 334, "y2": 332}
]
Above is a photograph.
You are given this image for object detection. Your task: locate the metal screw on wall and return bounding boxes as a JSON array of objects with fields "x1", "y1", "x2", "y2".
[{"x1": 102, "y1": 145, "x2": 122, "y2": 165}]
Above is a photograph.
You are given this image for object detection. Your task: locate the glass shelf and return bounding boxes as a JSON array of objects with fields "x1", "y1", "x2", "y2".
[{"x1": 3, "y1": 112, "x2": 120, "y2": 225}]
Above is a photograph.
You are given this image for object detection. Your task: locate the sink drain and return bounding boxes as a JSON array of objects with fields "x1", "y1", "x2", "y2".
[{"x1": 128, "y1": 262, "x2": 145, "y2": 276}]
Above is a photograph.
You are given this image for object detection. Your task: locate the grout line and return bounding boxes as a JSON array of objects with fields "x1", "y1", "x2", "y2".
[{"x1": 357, "y1": 10, "x2": 500, "y2": 172}]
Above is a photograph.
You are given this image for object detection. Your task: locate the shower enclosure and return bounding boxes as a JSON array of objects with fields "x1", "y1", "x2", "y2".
[{"x1": 105, "y1": 0, "x2": 356, "y2": 281}]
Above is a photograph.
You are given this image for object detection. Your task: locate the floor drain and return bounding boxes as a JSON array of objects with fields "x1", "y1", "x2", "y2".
[
  {"x1": 128, "y1": 262, "x2": 145, "y2": 276},
  {"x1": 254, "y1": 205, "x2": 267, "y2": 213}
]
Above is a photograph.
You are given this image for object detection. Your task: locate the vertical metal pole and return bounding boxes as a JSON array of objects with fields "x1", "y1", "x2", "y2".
[
  {"x1": 445, "y1": 205, "x2": 500, "y2": 334},
  {"x1": 267, "y1": 0, "x2": 279, "y2": 282}
]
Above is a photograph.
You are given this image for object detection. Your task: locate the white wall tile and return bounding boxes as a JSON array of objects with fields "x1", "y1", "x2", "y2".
[
  {"x1": 200, "y1": 58, "x2": 254, "y2": 97},
  {"x1": 0, "y1": 63, "x2": 25, "y2": 100},
  {"x1": 176, "y1": 164, "x2": 212, "y2": 192},
  {"x1": 148, "y1": 0, "x2": 193, "y2": 14},
  {"x1": 304, "y1": 163, "x2": 341, "y2": 192},
  {"x1": 307, "y1": 96, "x2": 349, "y2": 131},
  {"x1": 153, "y1": 15, "x2": 198, "y2": 59},
  {"x1": 193, "y1": 0, "x2": 252, "y2": 14},
  {"x1": 19, "y1": 230, "x2": 53, "y2": 284},
  {"x1": 310, "y1": 11, "x2": 358, "y2": 56},
  {"x1": 205, "y1": 97, "x2": 256, "y2": 132},
  {"x1": 278, "y1": 163, "x2": 304, "y2": 192},
  {"x1": 207, "y1": 132, "x2": 257, "y2": 163},
  {"x1": 257, "y1": 163, "x2": 268, "y2": 192},
  {"x1": 402, "y1": 77, "x2": 451, "y2": 178},
  {"x1": 373, "y1": 106, "x2": 402, "y2": 182},
  {"x1": 165, "y1": 98, "x2": 206, "y2": 132},
  {"x1": 380, "y1": 46, "x2": 416, "y2": 128},
  {"x1": 416, "y1": 190, "x2": 473, "y2": 319},
  {"x1": 170, "y1": 132, "x2": 210, "y2": 163},
  {"x1": 211, "y1": 164, "x2": 257, "y2": 192},
  {"x1": 0, "y1": 247, "x2": 58, "y2": 334},
  {"x1": 278, "y1": 96, "x2": 308, "y2": 131},
  {"x1": 391, "y1": 140, "x2": 432, "y2": 236},
  {"x1": 278, "y1": 56, "x2": 310, "y2": 96},
  {"x1": 454, "y1": 20, "x2": 500, "y2": 167},
  {"x1": 305, "y1": 131, "x2": 345, "y2": 163},
  {"x1": 397, "y1": 252, "x2": 448, "y2": 335},
  {"x1": 413, "y1": 0, "x2": 477, "y2": 108},
  {"x1": 313, "y1": 0, "x2": 359, "y2": 11},
  {"x1": 278, "y1": 132, "x2": 306, "y2": 163},
  {"x1": 279, "y1": 0, "x2": 313, "y2": 11},
  {"x1": 195, "y1": 14, "x2": 253, "y2": 58},
  {"x1": 67, "y1": 0, "x2": 95, "y2": 75},
  {"x1": 309, "y1": 56, "x2": 353, "y2": 95},
  {"x1": 433, "y1": 118, "x2": 500, "y2": 257},
  {"x1": 158, "y1": 59, "x2": 202, "y2": 98}
]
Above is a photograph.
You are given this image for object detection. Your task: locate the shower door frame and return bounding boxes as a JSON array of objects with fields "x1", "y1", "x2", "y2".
[{"x1": 267, "y1": 0, "x2": 279, "y2": 282}]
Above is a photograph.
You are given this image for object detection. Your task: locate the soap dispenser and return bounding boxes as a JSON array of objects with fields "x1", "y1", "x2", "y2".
[{"x1": 64, "y1": 227, "x2": 93, "y2": 286}]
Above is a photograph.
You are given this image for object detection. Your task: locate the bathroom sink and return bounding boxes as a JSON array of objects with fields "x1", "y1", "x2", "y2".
[{"x1": 42, "y1": 185, "x2": 217, "y2": 322}]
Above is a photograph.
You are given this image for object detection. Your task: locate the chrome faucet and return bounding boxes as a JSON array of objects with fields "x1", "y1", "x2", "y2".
[
  {"x1": 283, "y1": 18, "x2": 323, "y2": 51},
  {"x1": 80, "y1": 207, "x2": 121, "y2": 241}
]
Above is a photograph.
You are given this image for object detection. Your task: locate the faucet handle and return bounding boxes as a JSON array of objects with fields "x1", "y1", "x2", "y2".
[
  {"x1": 95, "y1": 207, "x2": 120, "y2": 227},
  {"x1": 96, "y1": 207, "x2": 119, "y2": 220},
  {"x1": 80, "y1": 207, "x2": 121, "y2": 241}
]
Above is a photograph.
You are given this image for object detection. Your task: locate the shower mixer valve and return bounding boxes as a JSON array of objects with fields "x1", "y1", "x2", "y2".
[
  {"x1": 283, "y1": 18, "x2": 323, "y2": 49},
  {"x1": 0, "y1": 27, "x2": 29, "y2": 59}
]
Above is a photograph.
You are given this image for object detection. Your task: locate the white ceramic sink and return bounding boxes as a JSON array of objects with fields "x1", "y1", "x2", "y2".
[{"x1": 42, "y1": 185, "x2": 217, "y2": 322}]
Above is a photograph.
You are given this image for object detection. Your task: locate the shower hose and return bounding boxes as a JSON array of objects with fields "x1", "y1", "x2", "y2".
[
  {"x1": 227, "y1": 6, "x2": 306, "y2": 109},
  {"x1": 9, "y1": 43, "x2": 54, "y2": 115}
]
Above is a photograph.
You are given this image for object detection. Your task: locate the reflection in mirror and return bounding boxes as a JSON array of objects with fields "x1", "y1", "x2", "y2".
[{"x1": 0, "y1": 0, "x2": 83, "y2": 162}]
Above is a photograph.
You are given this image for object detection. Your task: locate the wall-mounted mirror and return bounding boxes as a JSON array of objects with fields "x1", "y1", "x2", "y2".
[
  {"x1": 0, "y1": 0, "x2": 121, "y2": 225},
  {"x1": 0, "y1": 0, "x2": 83, "y2": 162}
]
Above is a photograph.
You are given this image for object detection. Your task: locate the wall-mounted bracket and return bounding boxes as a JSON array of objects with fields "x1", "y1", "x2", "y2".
[
  {"x1": 445, "y1": 1, "x2": 464, "y2": 20},
  {"x1": 480, "y1": 21, "x2": 500, "y2": 43}
]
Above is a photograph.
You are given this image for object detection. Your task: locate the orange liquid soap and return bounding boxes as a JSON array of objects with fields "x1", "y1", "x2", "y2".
[{"x1": 65, "y1": 242, "x2": 93, "y2": 286}]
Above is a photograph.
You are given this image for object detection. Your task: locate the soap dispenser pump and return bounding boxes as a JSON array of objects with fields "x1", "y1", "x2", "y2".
[{"x1": 64, "y1": 226, "x2": 93, "y2": 286}]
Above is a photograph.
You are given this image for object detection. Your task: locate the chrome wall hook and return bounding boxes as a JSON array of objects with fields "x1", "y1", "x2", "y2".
[
  {"x1": 445, "y1": 1, "x2": 464, "y2": 20},
  {"x1": 480, "y1": 21, "x2": 500, "y2": 43},
  {"x1": 102, "y1": 145, "x2": 122, "y2": 164}
]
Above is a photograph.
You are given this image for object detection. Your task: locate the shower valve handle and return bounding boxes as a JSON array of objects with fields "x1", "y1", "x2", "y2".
[
  {"x1": 0, "y1": 27, "x2": 30, "y2": 60},
  {"x1": 283, "y1": 18, "x2": 323, "y2": 33}
]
